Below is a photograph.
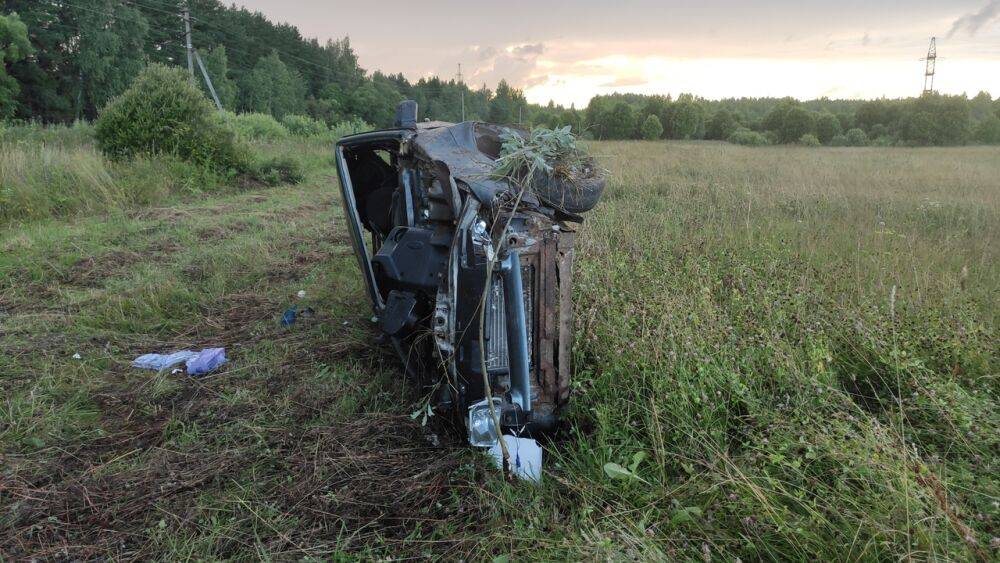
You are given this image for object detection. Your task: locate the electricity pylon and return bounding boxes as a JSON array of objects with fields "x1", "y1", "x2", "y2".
[{"x1": 921, "y1": 37, "x2": 937, "y2": 95}]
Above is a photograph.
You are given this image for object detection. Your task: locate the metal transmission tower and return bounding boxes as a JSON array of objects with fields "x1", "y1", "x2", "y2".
[{"x1": 921, "y1": 37, "x2": 937, "y2": 95}]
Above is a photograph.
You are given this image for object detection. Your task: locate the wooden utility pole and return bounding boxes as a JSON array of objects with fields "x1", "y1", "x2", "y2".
[{"x1": 183, "y1": 5, "x2": 194, "y2": 77}]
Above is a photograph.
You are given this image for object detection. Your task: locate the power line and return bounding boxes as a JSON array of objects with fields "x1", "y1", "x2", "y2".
[
  {"x1": 56, "y1": 0, "x2": 189, "y2": 40},
  {"x1": 124, "y1": 0, "x2": 185, "y2": 19}
]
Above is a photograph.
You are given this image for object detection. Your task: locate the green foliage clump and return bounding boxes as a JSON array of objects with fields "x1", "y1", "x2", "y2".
[
  {"x1": 727, "y1": 127, "x2": 769, "y2": 146},
  {"x1": 706, "y1": 108, "x2": 740, "y2": 140},
  {"x1": 900, "y1": 94, "x2": 971, "y2": 146},
  {"x1": 226, "y1": 112, "x2": 290, "y2": 142},
  {"x1": 640, "y1": 114, "x2": 663, "y2": 140},
  {"x1": 251, "y1": 155, "x2": 305, "y2": 186},
  {"x1": 240, "y1": 52, "x2": 307, "y2": 119},
  {"x1": 95, "y1": 64, "x2": 251, "y2": 173},
  {"x1": 74, "y1": 2, "x2": 149, "y2": 116},
  {"x1": 197, "y1": 46, "x2": 237, "y2": 109},
  {"x1": 815, "y1": 112, "x2": 842, "y2": 144},
  {"x1": 493, "y1": 126, "x2": 580, "y2": 179},
  {"x1": 765, "y1": 102, "x2": 817, "y2": 143},
  {"x1": 668, "y1": 98, "x2": 706, "y2": 140},
  {"x1": 605, "y1": 102, "x2": 636, "y2": 139},
  {"x1": 0, "y1": 13, "x2": 32, "y2": 119},
  {"x1": 973, "y1": 115, "x2": 1000, "y2": 144},
  {"x1": 872, "y1": 135, "x2": 895, "y2": 147},
  {"x1": 798, "y1": 133, "x2": 821, "y2": 147},
  {"x1": 845, "y1": 128, "x2": 870, "y2": 146},
  {"x1": 281, "y1": 114, "x2": 329, "y2": 137},
  {"x1": 329, "y1": 118, "x2": 373, "y2": 140}
]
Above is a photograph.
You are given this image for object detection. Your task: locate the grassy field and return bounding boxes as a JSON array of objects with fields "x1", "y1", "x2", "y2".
[{"x1": 1, "y1": 133, "x2": 997, "y2": 560}]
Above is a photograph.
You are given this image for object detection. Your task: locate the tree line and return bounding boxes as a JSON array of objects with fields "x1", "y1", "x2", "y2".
[
  {"x1": 580, "y1": 92, "x2": 1000, "y2": 146},
  {"x1": 1, "y1": 0, "x2": 533, "y2": 127},
  {"x1": 2, "y1": 2, "x2": 999, "y2": 147}
]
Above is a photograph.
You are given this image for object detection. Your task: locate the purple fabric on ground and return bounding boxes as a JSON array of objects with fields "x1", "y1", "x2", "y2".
[{"x1": 186, "y1": 348, "x2": 227, "y2": 375}]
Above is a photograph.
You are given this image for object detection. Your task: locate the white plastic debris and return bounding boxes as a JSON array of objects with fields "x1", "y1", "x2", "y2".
[
  {"x1": 71, "y1": 352, "x2": 81, "y2": 360},
  {"x1": 297, "y1": 290, "x2": 306, "y2": 299},
  {"x1": 488, "y1": 435, "x2": 543, "y2": 483}
]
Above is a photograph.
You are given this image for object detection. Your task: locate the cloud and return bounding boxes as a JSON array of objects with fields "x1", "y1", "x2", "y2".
[
  {"x1": 464, "y1": 42, "x2": 548, "y2": 90},
  {"x1": 510, "y1": 43, "x2": 545, "y2": 57},
  {"x1": 948, "y1": 0, "x2": 1000, "y2": 37},
  {"x1": 474, "y1": 46, "x2": 498, "y2": 60},
  {"x1": 600, "y1": 76, "x2": 648, "y2": 87}
]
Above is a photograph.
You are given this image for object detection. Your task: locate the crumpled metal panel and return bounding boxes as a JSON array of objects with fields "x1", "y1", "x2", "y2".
[{"x1": 410, "y1": 122, "x2": 540, "y2": 208}]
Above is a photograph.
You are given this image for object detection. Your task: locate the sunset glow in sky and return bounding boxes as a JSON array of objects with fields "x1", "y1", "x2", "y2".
[{"x1": 233, "y1": 0, "x2": 1000, "y2": 106}]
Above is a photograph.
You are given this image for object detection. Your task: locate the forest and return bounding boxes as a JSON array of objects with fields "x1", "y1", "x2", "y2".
[{"x1": 2, "y1": 1, "x2": 1000, "y2": 146}]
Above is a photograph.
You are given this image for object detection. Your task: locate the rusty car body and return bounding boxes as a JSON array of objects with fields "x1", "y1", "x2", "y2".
[{"x1": 334, "y1": 101, "x2": 599, "y2": 446}]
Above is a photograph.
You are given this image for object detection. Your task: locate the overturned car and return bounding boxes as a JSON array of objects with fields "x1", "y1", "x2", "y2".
[{"x1": 334, "y1": 101, "x2": 604, "y2": 447}]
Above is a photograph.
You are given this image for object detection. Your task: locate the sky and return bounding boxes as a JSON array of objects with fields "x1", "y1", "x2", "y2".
[{"x1": 232, "y1": 0, "x2": 1000, "y2": 107}]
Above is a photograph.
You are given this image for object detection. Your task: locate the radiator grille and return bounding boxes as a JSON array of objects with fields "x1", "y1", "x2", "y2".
[{"x1": 484, "y1": 264, "x2": 534, "y2": 371}]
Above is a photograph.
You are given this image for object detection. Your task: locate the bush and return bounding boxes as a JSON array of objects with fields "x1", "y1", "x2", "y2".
[
  {"x1": 226, "y1": 112, "x2": 289, "y2": 141},
  {"x1": 640, "y1": 114, "x2": 664, "y2": 140},
  {"x1": 815, "y1": 112, "x2": 841, "y2": 144},
  {"x1": 845, "y1": 128, "x2": 870, "y2": 147},
  {"x1": 95, "y1": 64, "x2": 250, "y2": 173},
  {"x1": 973, "y1": 115, "x2": 1000, "y2": 144},
  {"x1": 251, "y1": 155, "x2": 305, "y2": 186},
  {"x1": 872, "y1": 135, "x2": 895, "y2": 147},
  {"x1": 829, "y1": 134, "x2": 849, "y2": 147},
  {"x1": 870, "y1": 124, "x2": 891, "y2": 138},
  {"x1": 330, "y1": 118, "x2": 373, "y2": 140},
  {"x1": 798, "y1": 133, "x2": 821, "y2": 147},
  {"x1": 281, "y1": 114, "x2": 328, "y2": 138},
  {"x1": 728, "y1": 127, "x2": 769, "y2": 146}
]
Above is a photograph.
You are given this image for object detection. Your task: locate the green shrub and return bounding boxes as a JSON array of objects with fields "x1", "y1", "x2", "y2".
[
  {"x1": 281, "y1": 114, "x2": 328, "y2": 137},
  {"x1": 974, "y1": 115, "x2": 1000, "y2": 144},
  {"x1": 798, "y1": 133, "x2": 821, "y2": 147},
  {"x1": 728, "y1": 127, "x2": 769, "y2": 146},
  {"x1": 872, "y1": 135, "x2": 895, "y2": 147},
  {"x1": 251, "y1": 155, "x2": 305, "y2": 186},
  {"x1": 226, "y1": 112, "x2": 289, "y2": 141},
  {"x1": 330, "y1": 118, "x2": 373, "y2": 140},
  {"x1": 640, "y1": 114, "x2": 664, "y2": 140},
  {"x1": 829, "y1": 134, "x2": 849, "y2": 147},
  {"x1": 845, "y1": 128, "x2": 870, "y2": 147},
  {"x1": 95, "y1": 64, "x2": 251, "y2": 173}
]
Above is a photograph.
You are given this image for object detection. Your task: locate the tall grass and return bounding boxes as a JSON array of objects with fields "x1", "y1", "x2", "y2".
[
  {"x1": 0, "y1": 136, "x2": 995, "y2": 559},
  {"x1": 0, "y1": 143, "x2": 224, "y2": 225},
  {"x1": 477, "y1": 142, "x2": 999, "y2": 561},
  {"x1": 0, "y1": 123, "x2": 340, "y2": 226}
]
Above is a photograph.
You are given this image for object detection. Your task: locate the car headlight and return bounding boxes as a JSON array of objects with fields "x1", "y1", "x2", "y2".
[{"x1": 468, "y1": 398, "x2": 503, "y2": 447}]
